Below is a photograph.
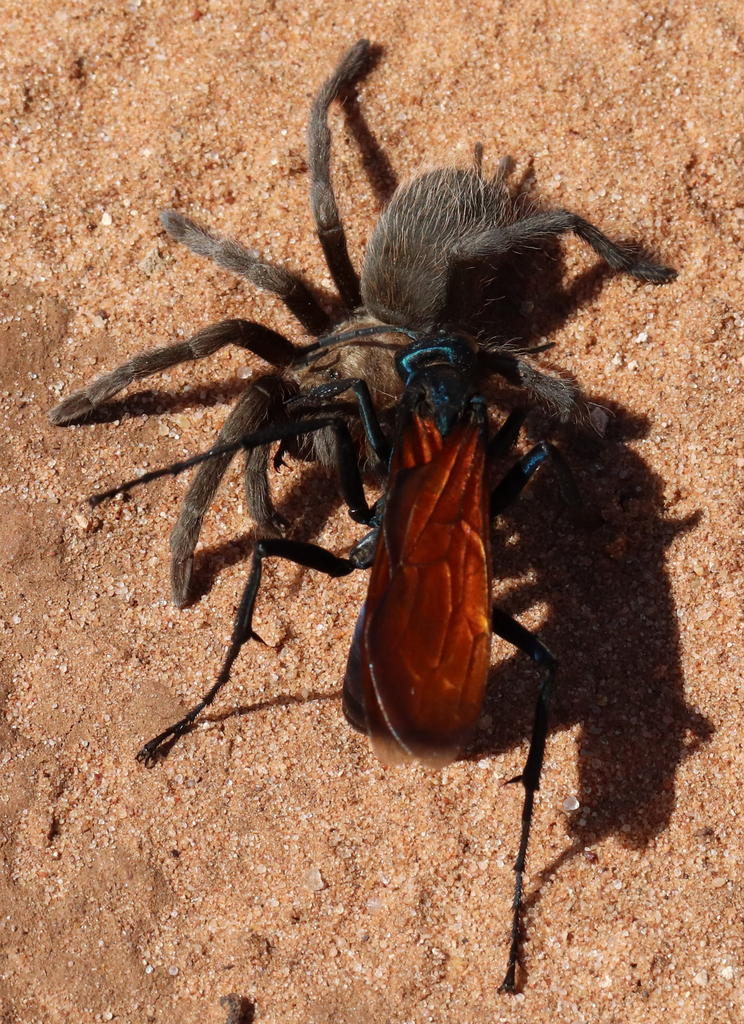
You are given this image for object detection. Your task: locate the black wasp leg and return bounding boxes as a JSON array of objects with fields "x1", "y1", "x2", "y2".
[
  {"x1": 138, "y1": 540, "x2": 358, "y2": 764},
  {"x1": 490, "y1": 439, "x2": 577, "y2": 990},
  {"x1": 287, "y1": 376, "x2": 392, "y2": 466},
  {"x1": 490, "y1": 441, "x2": 580, "y2": 519},
  {"x1": 491, "y1": 608, "x2": 558, "y2": 994},
  {"x1": 486, "y1": 408, "x2": 527, "y2": 464}
]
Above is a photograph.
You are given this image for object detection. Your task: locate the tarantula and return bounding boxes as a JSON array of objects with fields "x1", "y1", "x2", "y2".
[{"x1": 50, "y1": 39, "x2": 675, "y2": 607}]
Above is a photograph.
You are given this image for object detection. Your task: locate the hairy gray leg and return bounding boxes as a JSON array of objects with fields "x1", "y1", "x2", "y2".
[
  {"x1": 484, "y1": 347, "x2": 582, "y2": 422},
  {"x1": 307, "y1": 38, "x2": 371, "y2": 310},
  {"x1": 159, "y1": 211, "x2": 332, "y2": 335},
  {"x1": 453, "y1": 209, "x2": 676, "y2": 283},
  {"x1": 170, "y1": 375, "x2": 291, "y2": 607},
  {"x1": 49, "y1": 319, "x2": 297, "y2": 426}
]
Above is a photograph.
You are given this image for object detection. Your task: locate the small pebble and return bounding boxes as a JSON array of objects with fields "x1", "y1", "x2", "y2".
[
  {"x1": 589, "y1": 406, "x2": 610, "y2": 436},
  {"x1": 73, "y1": 511, "x2": 91, "y2": 531},
  {"x1": 305, "y1": 865, "x2": 325, "y2": 892}
]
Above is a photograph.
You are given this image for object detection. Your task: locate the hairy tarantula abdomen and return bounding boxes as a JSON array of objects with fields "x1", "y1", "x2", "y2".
[
  {"x1": 361, "y1": 167, "x2": 513, "y2": 329},
  {"x1": 361, "y1": 164, "x2": 675, "y2": 333},
  {"x1": 50, "y1": 38, "x2": 675, "y2": 608}
]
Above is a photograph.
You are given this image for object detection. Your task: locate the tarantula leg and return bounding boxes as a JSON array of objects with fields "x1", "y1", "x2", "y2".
[
  {"x1": 483, "y1": 348, "x2": 582, "y2": 422},
  {"x1": 453, "y1": 209, "x2": 677, "y2": 283},
  {"x1": 49, "y1": 319, "x2": 298, "y2": 426},
  {"x1": 308, "y1": 38, "x2": 371, "y2": 310},
  {"x1": 492, "y1": 154, "x2": 514, "y2": 185},
  {"x1": 170, "y1": 375, "x2": 292, "y2": 608},
  {"x1": 159, "y1": 210, "x2": 332, "y2": 335}
]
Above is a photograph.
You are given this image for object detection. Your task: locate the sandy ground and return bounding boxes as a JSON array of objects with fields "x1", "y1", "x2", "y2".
[{"x1": 1, "y1": 2, "x2": 743, "y2": 1022}]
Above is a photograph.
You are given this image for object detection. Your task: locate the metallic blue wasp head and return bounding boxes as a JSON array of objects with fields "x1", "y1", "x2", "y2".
[
  {"x1": 394, "y1": 327, "x2": 478, "y2": 385},
  {"x1": 395, "y1": 329, "x2": 480, "y2": 439}
]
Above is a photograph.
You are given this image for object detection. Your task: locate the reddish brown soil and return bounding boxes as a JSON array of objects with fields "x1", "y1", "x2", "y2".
[{"x1": 1, "y1": 3, "x2": 743, "y2": 1022}]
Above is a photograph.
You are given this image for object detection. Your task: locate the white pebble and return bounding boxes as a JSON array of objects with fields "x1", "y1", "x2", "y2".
[{"x1": 305, "y1": 865, "x2": 325, "y2": 892}]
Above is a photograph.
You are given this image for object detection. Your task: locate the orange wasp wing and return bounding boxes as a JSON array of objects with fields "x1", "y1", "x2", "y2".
[{"x1": 360, "y1": 413, "x2": 491, "y2": 768}]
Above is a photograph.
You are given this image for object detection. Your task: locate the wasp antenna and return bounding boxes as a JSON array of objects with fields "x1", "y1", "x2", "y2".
[{"x1": 88, "y1": 441, "x2": 247, "y2": 506}]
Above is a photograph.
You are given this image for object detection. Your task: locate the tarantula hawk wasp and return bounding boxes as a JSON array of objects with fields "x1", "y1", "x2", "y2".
[{"x1": 91, "y1": 321, "x2": 580, "y2": 991}]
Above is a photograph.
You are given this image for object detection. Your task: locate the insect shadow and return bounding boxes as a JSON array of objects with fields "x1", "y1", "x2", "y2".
[
  {"x1": 62, "y1": 378, "x2": 253, "y2": 425},
  {"x1": 336, "y1": 42, "x2": 399, "y2": 206},
  {"x1": 472, "y1": 401, "x2": 710, "y2": 893},
  {"x1": 147, "y1": 386, "x2": 711, "y2": 990}
]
